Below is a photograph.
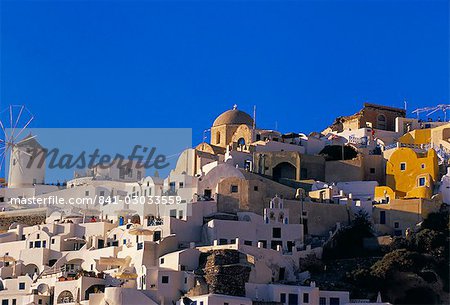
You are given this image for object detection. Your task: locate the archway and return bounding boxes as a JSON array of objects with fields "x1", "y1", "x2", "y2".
[
  {"x1": 84, "y1": 284, "x2": 105, "y2": 300},
  {"x1": 23, "y1": 263, "x2": 39, "y2": 277},
  {"x1": 57, "y1": 290, "x2": 74, "y2": 303},
  {"x1": 273, "y1": 162, "x2": 296, "y2": 181}
]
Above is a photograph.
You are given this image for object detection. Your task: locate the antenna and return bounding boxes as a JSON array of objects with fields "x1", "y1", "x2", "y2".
[{"x1": 412, "y1": 104, "x2": 450, "y2": 121}]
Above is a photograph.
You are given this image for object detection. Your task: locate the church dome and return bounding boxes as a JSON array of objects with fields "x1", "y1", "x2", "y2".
[{"x1": 213, "y1": 106, "x2": 254, "y2": 127}]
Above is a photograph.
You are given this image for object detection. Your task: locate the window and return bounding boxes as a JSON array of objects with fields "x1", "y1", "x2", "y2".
[
  {"x1": 161, "y1": 276, "x2": 169, "y2": 284},
  {"x1": 85, "y1": 190, "x2": 90, "y2": 196},
  {"x1": 100, "y1": 191, "x2": 105, "y2": 197},
  {"x1": 421, "y1": 163, "x2": 425, "y2": 169},
  {"x1": 244, "y1": 240, "x2": 252, "y2": 246},
  {"x1": 184, "y1": 277, "x2": 187, "y2": 284},
  {"x1": 37, "y1": 234, "x2": 40, "y2": 239},
  {"x1": 377, "y1": 114, "x2": 387, "y2": 130},
  {"x1": 153, "y1": 231, "x2": 161, "y2": 242},
  {"x1": 19, "y1": 282, "x2": 25, "y2": 290},
  {"x1": 400, "y1": 162, "x2": 406, "y2": 171},
  {"x1": 51, "y1": 238, "x2": 55, "y2": 244},
  {"x1": 160, "y1": 258, "x2": 165, "y2": 264},
  {"x1": 272, "y1": 227, "x2": 281, "y2": 238},
  {"x1": 254, "y1": 186, "x2": 258, "y2": 191},
  {"x1": 419, "y1": 177, "x2": 426, "y2": 186},
  {"x1": 12, "y1": 300, "x2": 17, "y2": 305},
  {"x1": 216, "y1": 132, "x2": 221, "y2": 144},
  {"x1": 29, "y1": 242, "x2": 33, "y2": 248},
  {"x1": 34, "y1": 241, "x2": 41, "y2": 248},
  {"x1": 179, "y1": 182, "x2": 184, "y2": 188},
  {"x1": 330, "y1": 297, "x2": 340, "y2": 305},
  {"x1": 319, "y1": 297, "x2": 326, "y2": 305},
  {"x1": 394, "y1": 221, "x2": 399, "y2": 229},
  {"x1": 38, "y1": 300, "x2": 42, "y2": 305},
  {"x1": 43, "y1": 240, "x2": 47, "y2": 248},
  {"x1": 230, "y1": 185, "x2": 239, "y2": 193},
  {"x1": 380, "y1": 211, "x2": 386, "y2": 225},
  {"x1": 280, "y1": 293, "x2": 286, "y2": 303},
  {"x1": 303, "y1": 293, "x2": 309, "y2": 303},
  {"x1": 370, "y1": 167, "x2": 375, "y2": 174},
  {"x1": 2, "y1": 300, "x2": 8, "y2": 305}
]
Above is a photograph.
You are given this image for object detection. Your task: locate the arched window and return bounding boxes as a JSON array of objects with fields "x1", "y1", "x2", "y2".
[
  {"x1": 237, "y1": 138, "x2": 245, "y2": 147},
  {"x1": 216, "y1": 132, "x2": 221, "y2": 144},
  {"x1": 377, "y1": 114, "x2": 387, "y2": 130}
]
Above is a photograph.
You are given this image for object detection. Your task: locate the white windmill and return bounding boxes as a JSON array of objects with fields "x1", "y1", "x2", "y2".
[{"x1": 0, "y1": 105, "x2": 44, "y2": 188}]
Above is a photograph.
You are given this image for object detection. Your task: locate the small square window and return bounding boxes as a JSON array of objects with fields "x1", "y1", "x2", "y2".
[
  {"x1": 303, "y1": 293, "x2": 309, "y2": 303},
  {"x1": 394, "y1": 221, "x2": 399, "y2": 229},
  {"x1": 230, "y1": 185, "x2": 239, "y2": 193},
  {"x1": 254, "y1": 186, "x2": 259, "y2": 191},
  {"x1": 160, "y1": 258, "x2": 165, "y2": 264},
  {"x1": 161, "y1": 275, "x2": 169, "y2": 284},
  {"x1": 419, "y1": 177, "x2": 426, "y2": 186},
  {"x1": 19, "y1": 282, "x2": 25, "y2": 290},
  {"x1": 370, "y1": 167, "x2": 375, "y2": 174},
  {"x1": 400, "y1": 162, "x2": 406, "y2": 171},
  {"x1": 51, "y1": 238, "x2": 55, "y2": 244},
  {"x1": 85, "y1": 190, "x2": 90, "y2": 196},
  {"x1": 100, "y1": 191, "x2": 105, "y2": 196},
  {"x1": 273, "y1": 227, "x2": 281, "y2": 238},
  {"x1": 421, "y1": 163, "x2": 425, "y2": 169}
]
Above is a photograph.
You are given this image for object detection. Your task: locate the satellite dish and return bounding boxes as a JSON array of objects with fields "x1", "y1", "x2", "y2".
[{"x1": 37, "y1": 283, "x2": 49, "y2": 294}]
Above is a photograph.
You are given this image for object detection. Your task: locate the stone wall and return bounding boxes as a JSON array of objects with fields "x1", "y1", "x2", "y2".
[
  {"x1": 202, "y1": 250, "x2": 251, "y2": 297},
  {"x1": 0, "y1": 212, "x2": 46, "y2": 230}
]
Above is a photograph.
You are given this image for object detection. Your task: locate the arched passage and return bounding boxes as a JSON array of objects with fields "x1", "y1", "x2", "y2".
[
  {"x1": 23, "y1": 263, "x2": 39, "y2": 277},
  {"x1": 273, "y1": 162, "x2": 297, "y2": 181},
  {"x1": 84, "y1": 284, "x2": 105, "y2": 300},
  {"x1": 57, "y1": 290, "x2": 74, "y2": 303}
]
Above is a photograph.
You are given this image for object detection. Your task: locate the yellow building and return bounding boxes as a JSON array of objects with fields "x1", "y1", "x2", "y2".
[
  {"x1": 375, "y1": 147, "x2": 438, "y2": 200},
  {"x1": 398, "y1": 128, "x2": 431, "y2": 145},
  {"x1": 373, "y1": 198, "x2": 442, "y2": 236},
  {"x1": 398, "y1": 122, "x2": 450, "y2": 148}
]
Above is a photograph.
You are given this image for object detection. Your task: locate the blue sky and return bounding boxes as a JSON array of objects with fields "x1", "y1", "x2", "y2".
[{"x1": 1, "y1": 0, "x2": 449, "y2": 145}]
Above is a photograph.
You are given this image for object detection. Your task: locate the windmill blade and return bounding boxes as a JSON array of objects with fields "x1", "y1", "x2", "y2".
[
  {"x1": 0, "y1": 120, "x2": 7, "y2": 140},
  {"x1": 16, "y1": 147, "x2": 33, "y2": 157},
  {"x1": 10, "y1": 105, "x2": 25, "y2": 142},
  {"x1": 16, "y1": 134, "x2": 37, "y2": 146},
  {"x1": 11, "y1": 115, "x2": 34, "y2": 143},
  {"x1": 9, "y1": 105, "x2": 13, "y2": 138},
  {"x1": 0, "y1": 150, "x2": 7, "y2": 172}
]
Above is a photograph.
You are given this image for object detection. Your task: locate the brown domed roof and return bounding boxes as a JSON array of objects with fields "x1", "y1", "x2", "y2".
[{"x1": 213, "y1": 108, "x2": 254, "y2": 127}]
